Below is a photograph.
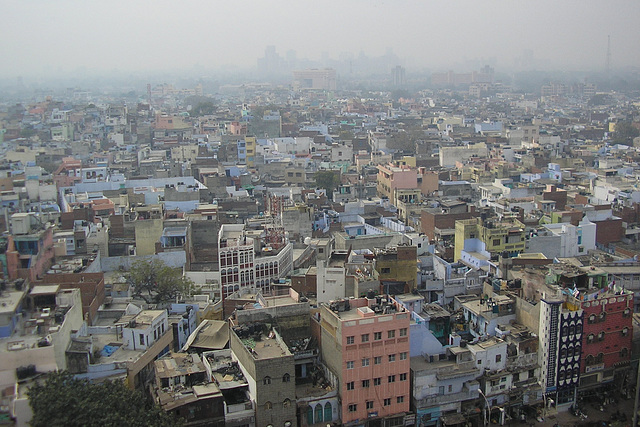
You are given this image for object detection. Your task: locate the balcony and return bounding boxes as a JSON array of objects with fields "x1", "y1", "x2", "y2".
[
  {"x1": 436, "y1": 361, "x2": 479, "y2": 380},
  {"x1": 226, "y1": 401, "x2": 253, "y2": 414},
  {"x1": 415, "y1": 387, "x2": 479, "y2": 407},
  {"x1": 512, "y1": 377, "x2": 538, "y2": 388}
]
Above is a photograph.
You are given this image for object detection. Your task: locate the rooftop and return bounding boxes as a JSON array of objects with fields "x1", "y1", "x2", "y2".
[
  {"x1": 155, "y1": 353, "x2": 206, "y2": 379},
  {"x1": 0, "y1": 289, "x2": 26, "y2": 315},
  {"x1": 232, "y1": 324, "x2": 292, "y2": 360},
  {"x1": 461, "y1": 295, "x2": 514, "y2": 318},
  {"x1": 128, "y1": 310, "x2": 165, "y2": 329}
]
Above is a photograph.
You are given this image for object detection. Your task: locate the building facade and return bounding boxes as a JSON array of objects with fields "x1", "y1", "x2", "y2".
[{"x1": 320, "y1": 296, "x2": 411, "y2": 426}]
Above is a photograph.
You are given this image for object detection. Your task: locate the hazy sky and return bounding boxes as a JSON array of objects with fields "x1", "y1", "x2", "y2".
[{"x1": 2, "y1": 0, "x2": 639, "y2": 78}]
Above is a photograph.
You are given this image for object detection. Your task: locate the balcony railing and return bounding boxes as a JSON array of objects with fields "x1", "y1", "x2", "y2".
[{"x1": 415, "y1": 388, "x2": 478, "y2": 407}]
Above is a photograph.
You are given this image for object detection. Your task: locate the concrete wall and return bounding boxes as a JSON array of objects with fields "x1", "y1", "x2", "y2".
[
  {"x1": 134, "y1": 219, "x2": 163, "y2": 255},
  {"x1": 515, "y1": 296, "x2": 541, "y2": 335},
  {"x1": 334, "y1": 232, "x2": 397, "y2": 251},
  {"x1": 100, "y1": 251, "x2": 187, "y2": 272},
  {"x1": 236, "y1": 303, "x2": 310, "y2": 332},
  {"x1": 231, "y1": 329, "x2": 297, "y2": 427}
]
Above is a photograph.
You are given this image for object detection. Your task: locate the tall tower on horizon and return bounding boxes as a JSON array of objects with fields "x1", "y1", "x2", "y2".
[{"x1": 606, "y1": 35, "x2": 611, "y2": 75}]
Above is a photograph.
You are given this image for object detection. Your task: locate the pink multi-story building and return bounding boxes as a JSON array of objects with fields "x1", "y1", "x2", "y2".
[
  {"x1": 376, "y1": 163, "x2": 417, "y2": 200},
  {"x1": 320, "y1": 296, "x2": 411, "y2": 426}
]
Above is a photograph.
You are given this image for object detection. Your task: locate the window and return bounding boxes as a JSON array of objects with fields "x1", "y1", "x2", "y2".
[
  {"x1": 362, "y1": 358, "x2": 370, "y2": 367},
  {"x1": 400, "y1": 373, "x2": 407, "y2": 381},
  {"x1": 139, "y1": 333, "x2": 144, "y2": 346},
  {"x1": 346, "y1": 361, "x2": 354, "y2": 369},
  {"x1": 400, "y1": 352, "x2": 407, "y2": 360},
  {"x1": 389, "y1": 354, "x2": 396, "y2": 362},
  {"x1": 263, "y1": 376, "x2": 271, "y2": 385},
  {"x1": 282, "y1": 373, "x2": 290, "y2": 383},
  {"x1": 496, "y1": 354, "x2": 502, "y2": 363},
  {"x1": 623, "y1": 308, "x2": 631, "y2": 318},
  {"x1": 374, "y1": 377, "x2": 381, "y2": 386},
  {"x1": 388, "y1": 375, "x2": 396, "y2": 383},
  {"x1": 374, "y1": 356, "x2": 382, "y2": 365},
  {"x1": 347, "y1": 336, "x2": 355, "y2": 344},
  {"x1": 324, "y1": 402, "x2": 332, "y2": 422},
  {"x1": 620, "y1": 348, "x2": 629, "y2": 358},
  {"x1": 598, "y1": 331, "x2": 605, "y2": 342},
  {"x1": 348, "y1": 404, "x2": 357, "y2": 413},
  {"x1": 397, "y1": 396, "x2": 404, "y2": 404},
  {"x1": 388, "y1": 330, "x2": 396, "y2": 338},
  {"x1": 399, "y1": 328, "x2": 407, "y2": 337},
  {"x1": 588, "y1": 314, "x2": 596, "y2": 324},
  {"x1": 265, "y1": 401, "x2": 272, "y2": 410},
  {"x1": 381, "y1": 267, "x2": 391, "y2": 274},
  {"x1": 493, "y1": 239, "x2": 500, "y2": 246},
  {"x1": 307, "y1": 406, "x2": 314, "y2": 425},
  {"x1": 384, "y1": 398, "x2": 391, "y2": 406},
  {"x1": 362, "y1": 379, "x2": 370, "y2": 388},
  {"x1": 346, "y1": 381, "x2": 354, "y2": 390},
  {"x1": 600, "y1": 312, "x2": 606, "y2": 322},
  {"x1": 374, "y1": 331, "x2": 382, "y2": 340},
  {"x1": 622, "y1": 327, "x2": 629, "y2": 337},
  {"x1": 366, "y1": 401, "x2": 374, "y2": 410},
  {"x1": 283, "y1": 399, "x2": 291, "y2": 408},
  {"x1": 587, "y1": 334, "x2": 595, "y2": 344},
  {"x1": 361, "y1": 334, "x2": 370, "y2": 343}
]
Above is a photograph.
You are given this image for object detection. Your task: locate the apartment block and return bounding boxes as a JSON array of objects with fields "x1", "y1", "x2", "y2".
[{"x1": 320, "y1": 296, "x2": 411, "y2": 426}]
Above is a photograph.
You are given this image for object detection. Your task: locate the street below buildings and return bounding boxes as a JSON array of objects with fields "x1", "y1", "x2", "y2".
[{"x1": 508, "y1": 395, "x2": 637, "y2": 427}]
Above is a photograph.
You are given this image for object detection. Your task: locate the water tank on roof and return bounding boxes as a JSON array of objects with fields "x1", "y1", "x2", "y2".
[{"x1": 11, "y1": 214, "x2": 31, "y2": 235}]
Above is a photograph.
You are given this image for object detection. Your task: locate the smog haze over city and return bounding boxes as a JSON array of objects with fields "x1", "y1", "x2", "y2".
[
  {"x1": 2, "y1": 0, "x2": 640, "y2": 85},
  {"x1": 4, "y1": 0, "x2": 640, "y2": 426}
]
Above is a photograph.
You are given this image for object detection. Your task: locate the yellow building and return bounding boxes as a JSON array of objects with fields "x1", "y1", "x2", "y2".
[
  {"x1": 245, "y1": 136, "x2": 256, "y2": 167},
  {"x1": 134, "y1": 219, "x2": 164, "y2": 256},
  {"x1": 375, "y1": 246, "x2": 418, "y2": 291},
  {"x1": 454, "y1": 217, "x2": 526, "y2": 261}
]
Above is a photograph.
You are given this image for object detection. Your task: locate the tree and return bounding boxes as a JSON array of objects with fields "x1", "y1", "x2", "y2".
[
  {"x1": 190, "y1": 101, "x2": 215, "y2": 117},
  {"x1": 126, "y1": 259, "x2": 195, "y2": 304},
  {"x1": 28, "y1": 371, "x2": 181, "y2": 427},
  {"x1": 612, "y1": 121, "x2": 640, "y2": 144},
  {"x1": 315, "y1": 170, "x2": 340, "y2": 199}
]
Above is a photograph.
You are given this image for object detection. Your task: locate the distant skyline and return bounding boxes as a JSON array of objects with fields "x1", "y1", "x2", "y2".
[{"x1": 2, "y1": 0, "x2": 640, "y2": 79}]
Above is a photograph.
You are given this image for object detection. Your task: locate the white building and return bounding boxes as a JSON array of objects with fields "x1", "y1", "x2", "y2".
[
  {"x1": 122, "y1": 310, "x2": 168, "y2": 351},
  {"x1": 526, "y1": 218, "x2": 596, "y2": 258}
]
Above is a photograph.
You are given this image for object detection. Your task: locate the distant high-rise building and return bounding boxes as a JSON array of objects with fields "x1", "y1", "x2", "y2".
[
  {"x1": 292, "y1": 68, "x2": 337, "y2": 91},
  {"x1": 391, "y1": 66, "x2": 406, "y2": 87},
  {"x1": 257, "y1": 45, "x2": 286, "y2": 75},
  {"x1": 431, "y1": 66, "x2": 493, "y2": 87}
]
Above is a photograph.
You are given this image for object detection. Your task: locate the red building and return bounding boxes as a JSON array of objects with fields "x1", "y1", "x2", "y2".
[
  {"x1": 579, "y1": 288, "x2": 633, "y2": 390},
  {"x1": 319, "y1": 296, "x2": 411, "y2": 426}
]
